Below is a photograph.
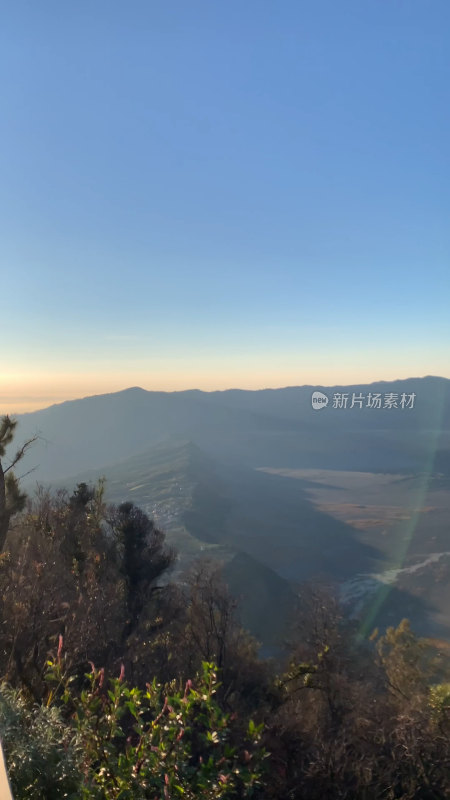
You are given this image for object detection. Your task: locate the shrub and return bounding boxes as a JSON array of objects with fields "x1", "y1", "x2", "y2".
[{"x1": 0, "y1": 683, "x2": 82, "y2": 799}]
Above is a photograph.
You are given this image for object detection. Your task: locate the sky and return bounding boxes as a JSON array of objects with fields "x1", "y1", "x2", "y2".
[{"x1": 1, "y1": 1, "x2": 449, "y2": 413}]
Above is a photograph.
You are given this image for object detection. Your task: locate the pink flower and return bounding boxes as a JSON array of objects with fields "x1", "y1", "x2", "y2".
[
  {"x1": 119, "y1": 663, "x2": 125, "y2": 682},
  {"x1": 57, "y1": 634, "x2": 63, "y2": 661},
  {"x1": 164, "y1": 773, "x2": 170, "y2": 799}
]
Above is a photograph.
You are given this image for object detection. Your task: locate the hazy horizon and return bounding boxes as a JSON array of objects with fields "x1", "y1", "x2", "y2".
[{"x1": 2, "y1": 372, "x2": 448, "y2": 416}]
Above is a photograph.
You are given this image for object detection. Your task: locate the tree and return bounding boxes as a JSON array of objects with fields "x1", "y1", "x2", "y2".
[
  {"x1": 375, "y1": 618, "x2": 432, "y2": 702},
  {"x1": 108, "y1": 501, "x2": 175, "y2": 644},
  {"x1": 0, "y1": 416, "x2": 36, "y2": 551},
  {"x1": 0, "y1": 483, "x2": 178, "y2": 694}
]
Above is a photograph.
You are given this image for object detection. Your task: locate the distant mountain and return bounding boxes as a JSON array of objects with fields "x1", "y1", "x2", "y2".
[
  {"x1": 52, "y1": 440, "x2": 226, "y2": 565},
  {"x1": 13, "y1": 376, "x2": 450, "y2": 482},
  {"x1": 195, "y1": 376, "x2": 450, "y2": 431},
  {"x1": 7, "y1": 377, "x2": 450, "y2": 646}
]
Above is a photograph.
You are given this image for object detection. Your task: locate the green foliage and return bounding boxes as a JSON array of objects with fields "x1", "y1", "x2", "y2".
[
  {"x1": 4, "y1": 470, "x2": 450, "y2": 798},
  {"x1": 0, "y1": 416, "x2": 35, "y2": 551},
  {"x1": 4, "y1": 473, "x2": 27, "y2": 516},
  {"x1": 0, "y1": 482, "x2": 176, "y2": 690},
  {"x1": 111, "y1": 501, "x2": 174, "y2": 624},
  {"x1": 375, "y1": 618, "x2": 439, "y2": 702},
  {"x1": 41, "y1": 652, "x2": 266, "y2": 799},
  {"x1": 5, "y1": 602, "x2": 450, "y2": 798},
  {"x1": 0, "y1": 417, "x2": 17, "y2": 458},
  {"x1": 0, "y1": 683, "x2": 82, "y2": 799},
  {"x1": 429, "y1": 682, "x2": 450, "y2": 723},
  {"x1": 69, "y1": 481, "x2": 96, "y2": 509}
]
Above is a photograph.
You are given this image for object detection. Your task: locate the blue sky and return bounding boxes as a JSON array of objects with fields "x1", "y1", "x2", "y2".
[{"x1": 1, "y1": 1, "x2": 449, "y2": 411}]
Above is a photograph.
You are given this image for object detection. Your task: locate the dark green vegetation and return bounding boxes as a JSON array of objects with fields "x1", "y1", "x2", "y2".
[
  {"x1": 1, "y1": 657, "x2": 265, "y2": 800},
  {"x1": 0, "y1": 416, "x2": 33, "y2": 551},
  {"x1": 0, "y1": 378, "x2": 449, "y2": 795},
  {"x1": 2, "y1": 450, "x2": 450, "y2": 796}
]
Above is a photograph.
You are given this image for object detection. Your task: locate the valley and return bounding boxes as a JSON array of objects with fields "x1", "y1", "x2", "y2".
[{"x1": 14, "y1": 376, "x2": 450, "y2": 649}]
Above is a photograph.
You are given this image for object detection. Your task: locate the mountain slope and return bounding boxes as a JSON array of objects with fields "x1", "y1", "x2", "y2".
[
  {"x1": 14, "y1": 377, "x2": 450, "y2": 482},
  {"x1": 45, "y1": 440, "x2": 380, "y2": 647}
]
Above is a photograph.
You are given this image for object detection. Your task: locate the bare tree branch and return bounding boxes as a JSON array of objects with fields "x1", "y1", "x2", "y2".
[{"x1": 4, "y1": 435, "x2": 39, "y2": 473}]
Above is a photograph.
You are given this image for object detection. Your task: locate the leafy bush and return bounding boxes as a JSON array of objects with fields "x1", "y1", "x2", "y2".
[
  {"x1": 0, "y1": 683, "x2": 82, "y2": 799},
  {"x1": 44, "y1": 651, "x2": 265, "y2": 799},
  {"x1": 0, "y1": 652, "x2": 266, "y2": 799}
]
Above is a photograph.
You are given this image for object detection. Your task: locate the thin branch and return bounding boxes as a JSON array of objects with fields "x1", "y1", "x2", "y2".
[
  {"x1": 4, "y1": 435, "x2": 39, "y2": 473},
  {"x1": 17, "y1": 466, "x2": 38, "y2": 481}
]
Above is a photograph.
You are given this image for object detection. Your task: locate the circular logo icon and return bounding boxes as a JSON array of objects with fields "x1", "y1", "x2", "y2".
[{"x1": 311, "y1": 391, "x2": 329, "y2": 411}]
